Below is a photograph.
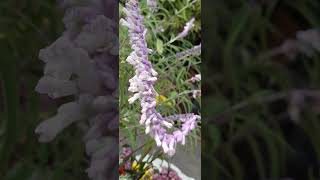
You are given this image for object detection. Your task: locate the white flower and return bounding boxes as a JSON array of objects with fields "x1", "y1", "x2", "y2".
[
  {"x1": 192, "y1": 90, "x2": 201, "y2": 99},
  {"x1": 35, "y1": 76, "x2": 77, "y2": 98},
  {"x1": 190, "y1": 74, "x2": 201, "y2": 83},
  {"x1": 35, "y1": 101, "x2": 86, "y2": 142},
  {"x1": 128, "y1": 93, "x2": 141, "y2": 104}
]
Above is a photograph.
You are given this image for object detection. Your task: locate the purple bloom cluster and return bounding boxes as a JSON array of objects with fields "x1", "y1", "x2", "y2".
[
  {"x1": 120, "y1": 146, "x2": 133, "y2": 170},
  {"x1": 153, "y1": 168, "x2": 182, "y2": 180},
  {"x1": 122, "y1": 0, "x2": 200, "y2": 156},
  {"x1": 147, "y1": 0, "x2": 158, "y2": 12}
]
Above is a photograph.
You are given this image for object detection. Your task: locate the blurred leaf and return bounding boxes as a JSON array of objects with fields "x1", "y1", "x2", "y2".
[
  {"x1": 246, "y1": 136, "x2": 266, "y2": 179},
  {"x1": 226, "y1": 146, "x2": 244, "y2": 180},
  {"x1": 4, "y1": 162, "x2": 33, "y2": 180},
  {"x1": 156, "y1": 39, "x2": 164, "y2": 54}
]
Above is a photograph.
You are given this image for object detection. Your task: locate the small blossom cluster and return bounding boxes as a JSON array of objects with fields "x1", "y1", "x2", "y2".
[
  {"x1": 119, "y1": 146, "x2": 133, "y2": 170},
  {"x1": 119, "y1": 145, "x2": 185, "y2": 179},
  {"x1": 189, "y1": 74, "x2": 201, "y2": 83},
  {"x1": 122, "y1": 0, "x2": 200, "y2": 156},
  {"x1": 119, "y1": 146, "x2": 154, "y2": 179},
  {"x1": 153, "y1": 168, "x2": 182, "y2": 180},
  {"x1": 147, "y1": 0, "x2": 158, "y2": 12},
  {"x1": 189, "y1": 74, "x2": 201, "y2": 99}
]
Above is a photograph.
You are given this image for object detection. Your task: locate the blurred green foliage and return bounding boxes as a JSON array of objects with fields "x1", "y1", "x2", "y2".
[{"x1": 203, "y1": 0, "x2": 320, "y2": 179}]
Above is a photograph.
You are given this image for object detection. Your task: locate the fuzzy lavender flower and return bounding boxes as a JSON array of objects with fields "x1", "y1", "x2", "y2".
[
  {"x1": 269, "y1": 29, "x2": 320, "y2": 59},
  {"x1": 35, "y1": 0, "x2": 119, "y2": 180},
  {"x1": 122, "y1": 0, "x2": 200, "y2": 156},
  {"x1": 176, "y1": 43, "x2": 201, "y2": 60},
  {"x1": 170, "y1": 17, "x2": 195, "y2": 43},
  {"x1": 296, "y1": 29, "x2": 320, "y2": 52},
  {"x1": 177, "y1": 17, "x2": 195, "y2": 39},
  {"x1": 147, "y1": 0, "x2": 158, "y2": 12}
]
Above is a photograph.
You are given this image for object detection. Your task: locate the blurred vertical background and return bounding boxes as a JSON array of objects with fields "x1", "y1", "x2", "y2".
[
  {"x1": 0, "y1": 1, "x2": 90, "y2": 179},
  {"x1": 202, "y1": 0, "x2": 320, "y2": 179}
]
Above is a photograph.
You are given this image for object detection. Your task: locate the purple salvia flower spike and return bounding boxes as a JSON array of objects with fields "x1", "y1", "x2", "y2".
[{"x1": 123, "y1": 0, "x2": 200, "y2": 156}]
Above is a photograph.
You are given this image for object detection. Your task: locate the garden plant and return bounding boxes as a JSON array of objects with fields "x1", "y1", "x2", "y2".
[{"x1": 119, "y1": 0, "x2": 201, "y2": 179}]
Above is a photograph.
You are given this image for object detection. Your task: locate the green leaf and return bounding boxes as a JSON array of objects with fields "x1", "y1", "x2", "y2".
[
  {"x1": 156, "y1": 39, "x2": 164, "y2": 54},
  {"x1": 246, "y1": 136, "x2": 266, "y2": 179}
]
